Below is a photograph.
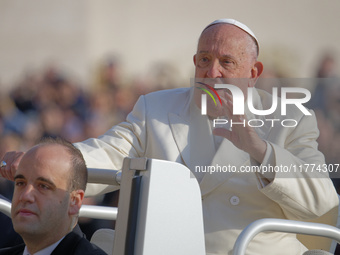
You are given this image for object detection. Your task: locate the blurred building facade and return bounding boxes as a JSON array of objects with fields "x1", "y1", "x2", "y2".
[{"x1": 0, "y1": 0, "x2": 340, "y2": 91}]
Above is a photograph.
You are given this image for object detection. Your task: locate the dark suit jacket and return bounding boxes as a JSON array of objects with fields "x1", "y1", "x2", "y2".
[
  {"x1": 0, "y1": 195, "x2": 23, "y2": 249},
  {"x1": 0, "y1": 225, "x2": 107, "y2": 255}
]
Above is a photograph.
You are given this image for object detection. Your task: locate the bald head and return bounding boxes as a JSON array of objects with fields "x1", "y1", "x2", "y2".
[{"x1": 20, "y1": 137, "x2": 88, "y2": 192}]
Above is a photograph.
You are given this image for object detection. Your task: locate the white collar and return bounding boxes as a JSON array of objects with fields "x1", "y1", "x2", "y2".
[{"x1": 23, "y1": 236, "x2": 65, "y2": 255}]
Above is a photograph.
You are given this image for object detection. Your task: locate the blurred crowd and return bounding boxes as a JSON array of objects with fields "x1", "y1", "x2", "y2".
[
  {"x1": 0, "y1": 57, "x2": 184, "y2": 243},
  {"x1": 1, "y1": 52, "x2": 340, "y2": 244}
]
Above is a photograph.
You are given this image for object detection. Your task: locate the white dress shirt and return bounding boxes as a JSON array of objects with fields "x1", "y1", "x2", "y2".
[{"x1": 22, "y1": 237, "x2": 64, "y2": 255}]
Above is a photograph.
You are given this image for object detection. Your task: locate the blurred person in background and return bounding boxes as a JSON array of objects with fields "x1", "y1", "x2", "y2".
[{"x1": 307, "y1": 53, "x2": 337, "y2": 112}]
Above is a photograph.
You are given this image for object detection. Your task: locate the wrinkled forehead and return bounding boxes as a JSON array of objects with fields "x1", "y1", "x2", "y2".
[
  {"x1": 199, "y1": 19, "x2": 259, "y2": 56},
  {"x1": 197, "y1": 24, "x2": 256, "y2": 56}
]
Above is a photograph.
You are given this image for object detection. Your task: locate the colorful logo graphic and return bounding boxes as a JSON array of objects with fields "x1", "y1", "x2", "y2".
[{"x1": 195, "y1": 82, "x2": 222, "y2": 107}]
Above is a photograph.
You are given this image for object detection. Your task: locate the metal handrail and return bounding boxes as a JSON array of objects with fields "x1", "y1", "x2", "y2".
[
  {"x1": 80, "y1": 205, "x2": 117, "y2": 220},
  {"x1": 232, "y1": 218, "x2": 340, "y2": 255},
  {"x1": 87, "y1": 168, "x2": 121, "y2": 186},
  {"x1": 0, "y1": 198, "x2": 11, "y2": 217}
]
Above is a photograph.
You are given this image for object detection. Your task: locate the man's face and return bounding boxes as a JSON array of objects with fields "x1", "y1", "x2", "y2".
[
  {"x1": 193, "y1": 24, "x2": 261, "y2": 117},
  {"x1": 11, "y1": 144, "x2": 73, "y2": 241}
]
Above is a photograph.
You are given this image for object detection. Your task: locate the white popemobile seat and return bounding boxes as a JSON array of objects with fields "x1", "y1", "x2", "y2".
[{"x1": 111, "y1": 157, "x2": 206, "y2": 255}]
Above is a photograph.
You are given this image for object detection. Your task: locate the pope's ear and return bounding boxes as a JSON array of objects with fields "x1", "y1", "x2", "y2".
[
  {"x1": 193, "y1": 54, "x2": 197, "y2": 66},
  {"x1": 252, "y1": 61, "x2": 264, "y2": 79}
]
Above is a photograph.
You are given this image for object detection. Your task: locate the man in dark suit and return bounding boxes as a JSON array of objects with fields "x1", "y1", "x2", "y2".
[
  {"x1": 0, "y1": 225, "x2": 105, "y2": 255},
  {"x1": 0, "y1": 137, "x2": 106, "y2": 255}
]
